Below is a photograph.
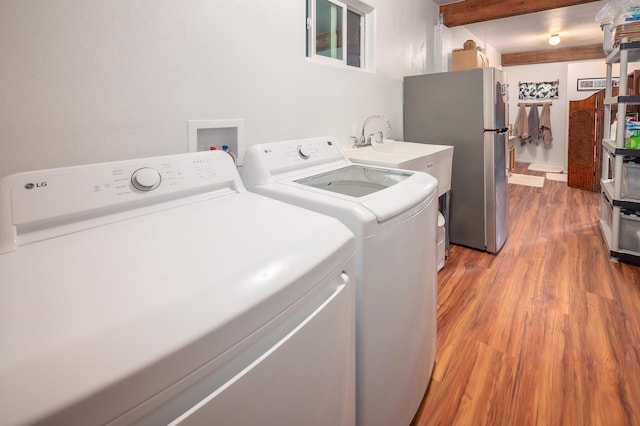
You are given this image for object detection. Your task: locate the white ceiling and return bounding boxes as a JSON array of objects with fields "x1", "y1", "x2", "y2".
[{"x1": 434, "y1": 0, "x2": 608, "y2": 54}]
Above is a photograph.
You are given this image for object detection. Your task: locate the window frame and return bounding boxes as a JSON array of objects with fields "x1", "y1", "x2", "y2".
[{"x1": 306, "y1": 0, "x2": 373, "y2": 70}]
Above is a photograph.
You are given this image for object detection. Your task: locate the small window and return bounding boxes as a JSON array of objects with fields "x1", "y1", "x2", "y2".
[{"x1": 306, "y1": 0, "x2": 371, "y2": 69}]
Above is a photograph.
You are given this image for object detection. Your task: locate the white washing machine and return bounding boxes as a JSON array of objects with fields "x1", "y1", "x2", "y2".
[
  {"x1": 242, "y1": 137, "x2": 438, "y2": 426},
  {"x1": 0, "y1": 151, "x2": 356, "y2": 425}
]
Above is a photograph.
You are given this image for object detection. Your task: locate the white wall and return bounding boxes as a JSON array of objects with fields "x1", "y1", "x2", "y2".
[
  {"x1": 505, "y1": 63, "x2": 569, "y2": 168},
  {"x1": 0, "y1": 0, "x2": 438, "y2": 177}
]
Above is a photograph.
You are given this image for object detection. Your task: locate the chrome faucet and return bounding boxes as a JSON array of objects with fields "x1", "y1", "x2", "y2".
[{"x1": 353, "y1": 115, "x2": 392, "y2": 147}]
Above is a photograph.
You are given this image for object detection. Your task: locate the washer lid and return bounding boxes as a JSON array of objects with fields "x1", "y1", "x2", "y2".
[
  {"x1": 288, "y1": 165, "x2": 435, "y2": 223},
  {"x1": 294, "y1": 165, "x2": 413, "y2": 197},
  {"x1": 293, "y1": 164, "x2": 434, "y2": 222},
  {"x1": 242, "y1": 138, "x2": 438, "y2": 223}
]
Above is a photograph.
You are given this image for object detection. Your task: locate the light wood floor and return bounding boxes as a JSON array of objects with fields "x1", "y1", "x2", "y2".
[{"x1": 412, "y1": 163, "x2": 640, "y2": 426}]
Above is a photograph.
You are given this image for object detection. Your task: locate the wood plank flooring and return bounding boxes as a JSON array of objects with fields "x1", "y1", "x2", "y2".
[{"x1": 412, "y1": 163, "x2": 640, "y2": 426}]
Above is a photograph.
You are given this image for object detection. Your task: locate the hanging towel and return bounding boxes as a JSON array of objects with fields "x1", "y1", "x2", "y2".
[
  {"x1": 528, "y1": 103, "x2": 541, "y2": 145},
  {"x1": 539, "y1": 103, "x2": 553, "y2": 148},
  {"x1": 514, "y1": 103, "x2": 529, "y2": 145}
]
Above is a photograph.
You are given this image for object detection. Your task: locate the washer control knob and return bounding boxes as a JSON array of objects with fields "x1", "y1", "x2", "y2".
[
  {"x1": 297, "y1": 145, "x2": 310, "y2": 160},
  {"x1": 131, "y1": 167, "x2": 161, "y2": 191}
]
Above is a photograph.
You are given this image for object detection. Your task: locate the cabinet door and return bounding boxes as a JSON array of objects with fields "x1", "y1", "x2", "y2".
[{"x1": 568, "y1": 95, "x2": 597, "y2": 191}]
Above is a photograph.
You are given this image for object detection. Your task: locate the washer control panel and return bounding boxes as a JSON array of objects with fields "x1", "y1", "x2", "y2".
[
  {"x1": 252, "y1": 137, "x2": 344, "y2": 173},
  {"x1": 1, "y1": 151, "x2": 240, "y2": 251}
]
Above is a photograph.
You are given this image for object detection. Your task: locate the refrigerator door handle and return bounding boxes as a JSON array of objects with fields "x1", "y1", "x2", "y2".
[{"x1": 483, "y1": 127, "x2": 509, "y2": 134}]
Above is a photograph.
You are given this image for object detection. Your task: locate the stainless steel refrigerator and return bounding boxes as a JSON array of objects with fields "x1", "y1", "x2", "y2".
[{"x1": 404, "y1": 67, "x2": 508, "y2": 253}]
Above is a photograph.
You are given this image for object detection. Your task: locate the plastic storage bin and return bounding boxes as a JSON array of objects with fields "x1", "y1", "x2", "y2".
[
  {"x1": 602, "y1": 194, "x2": 613, "y2": 228},
  {"x1": 620, "y1": 211, "x2": 640, "y2": 252},
  {"x1": 622, "y1": 162, "x2": 640, "y2": 199}
]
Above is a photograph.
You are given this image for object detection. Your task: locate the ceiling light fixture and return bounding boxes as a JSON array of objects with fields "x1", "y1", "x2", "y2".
[{"x1": 549, "y1": 34, "x2": 561, "y2": 46}]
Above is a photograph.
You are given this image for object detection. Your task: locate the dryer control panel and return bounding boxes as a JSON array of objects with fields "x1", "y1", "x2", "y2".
[{"x1": 0, "y1": 151, "x2": 241, "y2": 253}]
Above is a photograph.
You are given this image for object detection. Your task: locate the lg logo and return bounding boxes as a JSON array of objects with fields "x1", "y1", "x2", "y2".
[{"x1": 24, "y1": 182, "x2": 47, "y2": 190}]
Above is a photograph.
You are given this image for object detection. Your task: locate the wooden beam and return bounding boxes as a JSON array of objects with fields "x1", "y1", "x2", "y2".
[
  {"x1": 440, "y1": 0, "x2": 602, "y2": 27},
  {"x1": 501, "y1": 44, "x2": 606, "y2": 66}
]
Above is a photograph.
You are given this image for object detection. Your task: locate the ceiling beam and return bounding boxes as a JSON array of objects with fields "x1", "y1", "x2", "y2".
[
  {"x1": 501, "y1": 44, "x2": 606, "y2": 66},
  {"x1": 440, "y1": 0, "x2": 602, "y2": 27}
]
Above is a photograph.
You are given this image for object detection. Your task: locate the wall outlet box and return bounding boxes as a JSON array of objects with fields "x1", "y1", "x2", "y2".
[{"x1": 187, "y1": 119, "x2": 245, "y2": 166}]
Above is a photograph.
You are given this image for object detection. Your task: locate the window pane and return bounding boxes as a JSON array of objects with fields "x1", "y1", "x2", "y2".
[
  {"x1": 316, "y1": 0, "x2": 343, "y2": 60},
  {"x1": 306, "y1": 0, "x2": 310, "y2": 57},
  {"x1": 347, "y1": 9, "x2": 361, "y2": 67}
]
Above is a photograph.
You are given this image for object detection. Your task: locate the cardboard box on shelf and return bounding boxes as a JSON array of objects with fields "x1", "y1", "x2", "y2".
[{"x1": 452, "y1": 48, "x2": 489, "y2": 71}]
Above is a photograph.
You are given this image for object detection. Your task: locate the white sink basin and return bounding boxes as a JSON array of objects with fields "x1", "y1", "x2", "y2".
[{"x1": 345, "y1": 140, "x2": 453, "y2": 197}]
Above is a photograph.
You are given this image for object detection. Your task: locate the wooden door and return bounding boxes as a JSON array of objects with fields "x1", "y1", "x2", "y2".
[{"x1": 568, "y1": 93, "x2": 598, "y2": 191}]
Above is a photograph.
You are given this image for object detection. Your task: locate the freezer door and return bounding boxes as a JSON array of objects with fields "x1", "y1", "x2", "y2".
[{"x1": 484, "y1": 69, "x2": 509, "y2": 253}]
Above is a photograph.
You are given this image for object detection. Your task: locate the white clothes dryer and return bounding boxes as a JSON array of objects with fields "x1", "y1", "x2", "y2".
[
  {"x1": 242, "y1": 137, "x2": 439, "y2": 426},
  {"x1": 0, "y1": 150, "x2": 356, "y2": 425}
]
